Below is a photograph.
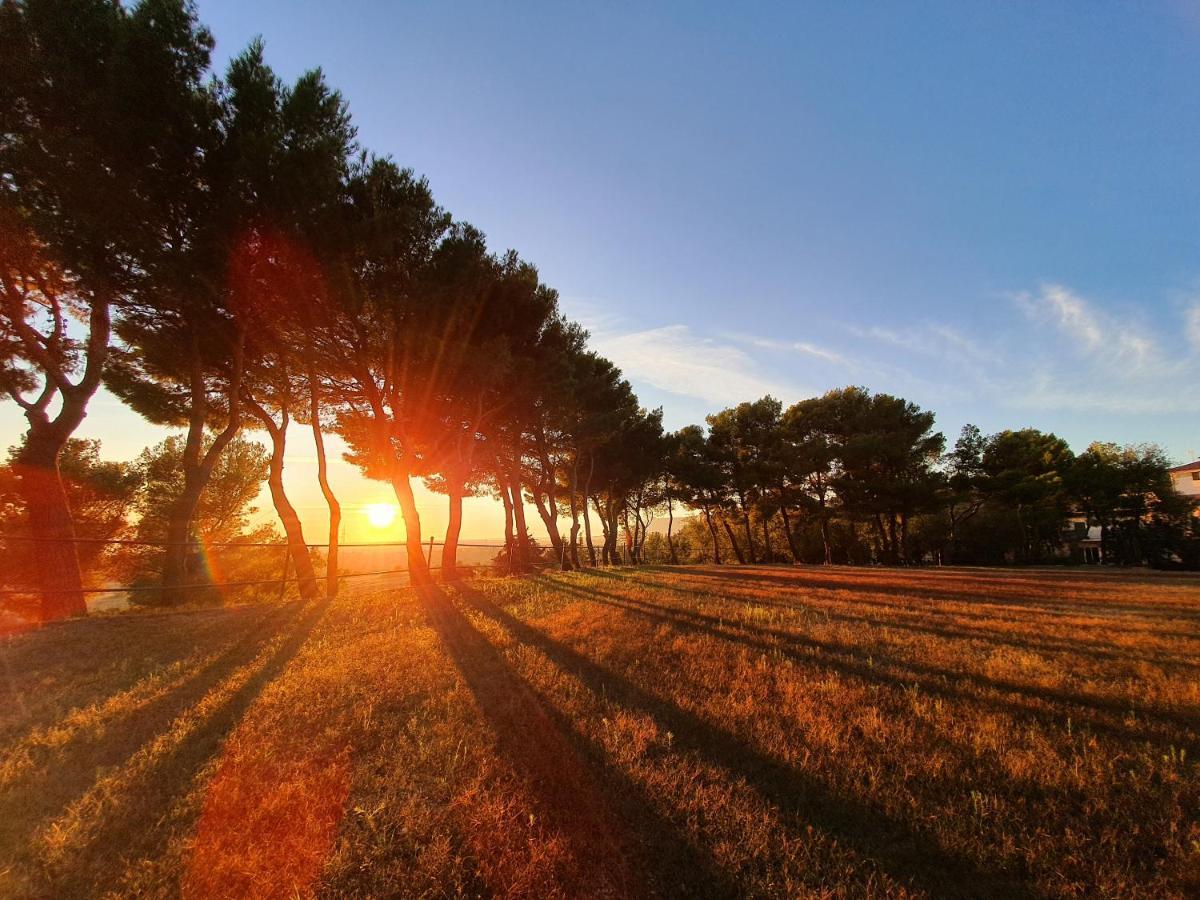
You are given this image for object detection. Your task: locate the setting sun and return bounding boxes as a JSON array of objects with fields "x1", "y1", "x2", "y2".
[{"x1": 364, "y1": 503, "x2": 397, "y2": 529}]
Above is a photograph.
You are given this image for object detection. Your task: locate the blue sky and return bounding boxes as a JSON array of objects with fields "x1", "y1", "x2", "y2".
[
  {"x1": 5, "y1": 1, "x2": 1200, "y2": 539},
  {"x1": 189, "y1": 0, "x2": 1200, "y2": 457}
]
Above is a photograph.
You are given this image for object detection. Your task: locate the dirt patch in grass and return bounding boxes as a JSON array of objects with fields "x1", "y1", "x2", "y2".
[{"x1": 1, "y1": 565, "x2": 1197, "y2": 898}]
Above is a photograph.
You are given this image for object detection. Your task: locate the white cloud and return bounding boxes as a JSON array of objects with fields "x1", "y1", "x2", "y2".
[
  {"x1": 590, "y1": 324, "x2": 800, "y2": 407},
  {"x1": 724, "y1": 333, "x2": 855, "y2": 367}
]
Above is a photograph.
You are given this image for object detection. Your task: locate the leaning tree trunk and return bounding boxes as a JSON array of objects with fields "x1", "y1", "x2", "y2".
[
  {"x1": 666, "y1": 493, "x2": 679, "y2": 564},
  {"x1": 761, "y1": 510, "x2": 773, "y2": 562},
  {"x1": 532, "y1": 486, "x2": 570, "y2": 570},
  {"x1": 391, "y1": 465, "x2": 432, "y2": 585},
  {"x1": 723, "y1": 518, "x2": 747, "y2": 564},
  {"x1": 15, "y1": 427, "x2": 86, "y2": 621},
  {"x1": 309, "y1": 375, "x2": 341, "y2": 599},
  {"x1": 499, "y1": 473, "x2": 515, "y2": 570},
  {"x1": 162, "y1": 338, "x2": 244, "y2": 604},
  {"x1": 509, "y1": 470, "x2": 532, "y2": 571},
  {"x1": 778, "y1": 492, "x2": 801, "y2": 563},
  {"x1": 739, "y1": 494, "x2": 756, "y2": 564},
  {"x1": 582, "y1": 457, "x2": 597, "y2": 566},
  {"x1": 702, "y1": 504, "x2": 722, "y2": 564},
  {"x1": 443, "y1": 478, "x2": 464, "y2": 581},
  {"x1": 248, "y1": 400, "x2": 319, "y2": 601},
  {"x1": 818, "y1": 492, "x2": 833, "y2": 565},
  {"x1": 567, "y1": 453, "x2": 582, "y2": 569}
]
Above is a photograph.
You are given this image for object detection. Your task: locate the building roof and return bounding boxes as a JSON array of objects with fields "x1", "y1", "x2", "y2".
[{"x1": 1168, "y1": 459, "x2": 1200, "y2": 474}]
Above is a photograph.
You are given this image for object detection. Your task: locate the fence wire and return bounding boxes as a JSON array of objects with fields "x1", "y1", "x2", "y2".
[{"x1": 0, "y1": 534, "x2": 541, "y2": 597}]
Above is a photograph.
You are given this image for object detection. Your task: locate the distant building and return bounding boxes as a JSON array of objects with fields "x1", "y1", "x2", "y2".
[{"x1": 1168, "y1": 460, "x2": 1200, "y2": 502}]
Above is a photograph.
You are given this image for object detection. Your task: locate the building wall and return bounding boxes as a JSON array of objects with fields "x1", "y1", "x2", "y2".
[{"x1": 1170, "y1": 470, "x2": 1200, "y2": 498}]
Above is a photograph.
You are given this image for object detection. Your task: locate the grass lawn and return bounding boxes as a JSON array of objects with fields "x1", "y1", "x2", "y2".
[{"x1": 1, "y1": 565, "x2": 1198, "y2": 898}]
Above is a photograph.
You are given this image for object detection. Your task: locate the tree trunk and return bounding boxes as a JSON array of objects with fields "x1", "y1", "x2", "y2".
[
  {"x1": 5, "y1": 284, "x2": 110, "y2": 621},
  {"x1": 567, "y1": 452, "x2": 582, "y2": 569},
  {"x1": 723, "y1": 518, "x2": 747, "y2": 564},
  {"x1": 162, "y1": 337, "x2": 244, "y2": 603},
  {"x1": 510, "y1": 468, "x2": 532, "y2": 571},
  {"x1": 532, "y1": 486, "x2": 570, "y2": 570},
  {"x1": 818, "y1": 491, "x2": 833, "y2": 565},
  {"x1": 887, "y1": 513, "x2": 900, "y2": 565},
  {"x1": 499, "y1": 473, "x2": 515, "y2": 570},
  {"x1": 309, "y1": 375, "x2": 340, "y2": 599},
  {"x1": 871, "y1": 513, "x2": 889, "y2": 565},
  {"x1": 666, "y1": 493, "x2": 678, "y2": 564},
  {"x1": 14, "y1": 428, "x2": 86, "y2": 621},
  {"x1": 739, "y1": 493, "x2": 756, "y2": 563},
  {"x1": 778, "y1": 492, "x2": 801, "y2": 563},
  {"x1": 702, "y1": 503, "x2": 722, "y2": 564},
  {"x1": 762, "y1": 509, "x2": 773, "y2": 562},
  {"x1": 582, "y1": 464, "x2": 597, "y2": 566},
  {"x1": 391, "y1": 465, "x2": 431, "y2": 585},
  {"x1": 443, "y1": 479, "x2": 463, "y2": 581},
  {"x1": 247, "y1": 399, "x2": 319, "y2": 601}
]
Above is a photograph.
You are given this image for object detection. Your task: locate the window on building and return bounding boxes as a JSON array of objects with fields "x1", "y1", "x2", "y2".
[{"x1": 1192, "y1": 471, "x2": 1200, "y2": 481}]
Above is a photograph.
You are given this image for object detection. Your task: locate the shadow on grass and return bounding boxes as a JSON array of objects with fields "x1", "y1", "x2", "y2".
[
  {"x1": 550, "y1": 576, "x2": 1200, "y2": 750},
  {"x1": 665, "y1": 566, "x2": 1200, "y2": 623},
  {"x1": 6, "y1": 598, "x2": 329, "y2": 897},
  {"x1": 618, "y1": 568, "x2": 1200, "y2": 672},
  {"x1": 460, "y1": 584, "x2": 1035, "y2": 899},
  {"x1": 419, "y1": 585, "x2": 739, "y2": 899}
]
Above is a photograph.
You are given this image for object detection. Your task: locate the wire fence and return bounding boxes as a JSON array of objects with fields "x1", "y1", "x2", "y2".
[{"x1": 0, "y1": 534, "x2": 551, "y2": 599}]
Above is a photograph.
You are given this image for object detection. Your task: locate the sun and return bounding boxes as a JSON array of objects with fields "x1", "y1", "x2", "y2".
[{"x1": 364, "y1": 503, "x2": 397, "y2": 529}]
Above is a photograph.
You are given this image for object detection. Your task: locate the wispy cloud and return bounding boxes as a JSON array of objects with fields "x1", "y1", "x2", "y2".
[
  {"x1": 724, "y1": 333, "x2": 855, "y2": 367},
  {"x1": 589, "y1": 324, "x2": 801, "y2": 407}
]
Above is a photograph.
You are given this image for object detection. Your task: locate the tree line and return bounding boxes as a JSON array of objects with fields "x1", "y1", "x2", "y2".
[
  {"x1": 1, "y1": 0, "x2": 674, "y2": 620},
  {"x1": 2, "y1": 1, "x2": 1195, "y2": 624},
  {"x1": 650, "y1": 393, "x2": 1196, "y2": 570}
]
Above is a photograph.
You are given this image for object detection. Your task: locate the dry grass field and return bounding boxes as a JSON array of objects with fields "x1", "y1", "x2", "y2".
[{"x1": 1, "y1": 565, "x2": 1198, "y2": 898}]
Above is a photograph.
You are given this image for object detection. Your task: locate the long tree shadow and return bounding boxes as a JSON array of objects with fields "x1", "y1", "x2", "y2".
[
  {"x1": 549, "y1": 577, "x2": 1200, "y2": 750},
  {"x1": 24, "y1": 598, "x2": 330, "y2": 897},
  {"x1": 419, "y1": 585, "x2": 740, "y2": 899},
  {"x1": 614, "y1": 569, "x2": 1200, "y2": 672},
  {"x1": 668, "y1": 566, "x2": 1200, "y2": 624},
  {"x1": 459, "y1": 585, "x2": 1035, "y2": 899}
]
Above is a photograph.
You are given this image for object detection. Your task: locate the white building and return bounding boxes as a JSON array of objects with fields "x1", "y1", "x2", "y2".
[{"x1": 1168, "y1": 460, "x2": 1200, "y2": 501}]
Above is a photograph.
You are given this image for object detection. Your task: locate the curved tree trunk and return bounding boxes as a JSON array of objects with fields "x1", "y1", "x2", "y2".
[
  {"x1": 666, "y1": 493, "x2": 678, "y2": 564},
  {"x1": 391, "y1": 466, "x2": 431, "y2": 585},
  {"x1": 723, "y1": 518, "x2": 747, "y2": 564},
  {"x1": 4, "y1": 283, "x2": 110, "y2": 621},
  {"x1": 778, "y1": 491, "x2": 801, "y2": 563},
  {"x1": 15, "y1": 428, "x2": 86, "y2": 620},
  {"x1": 162, "y1": 336, "x2": 244, "y2": 604},
  {"x1": 582, "y1": 457, "x2": 596, "y2": 566},
  {"x1": 309, "y1": 375, "x2": 341, "y2": 599},
  {"x1": 567, "y1": 452, "x2": 582, "y2": 569},
  {"x1": 247, "y1": 399, "x2": 319, "y2": 601},
  {"x1": 761, "y1": 509, "x2": 773, "y2": 562},
  {"x1": 739, "y1": 493, "x2": 756, "y2": 564},
  {"x1": 702, "y1": 503, "x2": 722, "y2": 564},
  {"x1": 498, "y1": 472, "x2": 515, "y2": 571},
  {"x1": 443, "y1": 479, "x2": 463, "y2": 580},
  {"x1": 818, "y1": 492, "x2": 833, "y2": 565},
  {"x1": 509, "y1": 470, "x2": 532, "y2": 571}
]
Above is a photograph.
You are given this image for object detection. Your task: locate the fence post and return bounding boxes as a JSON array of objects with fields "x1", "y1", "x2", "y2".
[{"x1": 427, "y1": 535, "x2": 434, "y2": 568}]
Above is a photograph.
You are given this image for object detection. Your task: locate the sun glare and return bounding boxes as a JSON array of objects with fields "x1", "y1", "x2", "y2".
[{"x1": 364, "y1": 503, "x2": 397, "y2": 529}]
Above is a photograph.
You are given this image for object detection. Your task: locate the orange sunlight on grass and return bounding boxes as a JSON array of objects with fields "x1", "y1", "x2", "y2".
[{"x1": 1, "y1": 566, "x2": 1198, "y2": 897}]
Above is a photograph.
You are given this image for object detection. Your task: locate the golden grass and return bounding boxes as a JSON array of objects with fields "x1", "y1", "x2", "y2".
[{"x1": 1, "y1": 565, "x2": 1198, "y2": 897}]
